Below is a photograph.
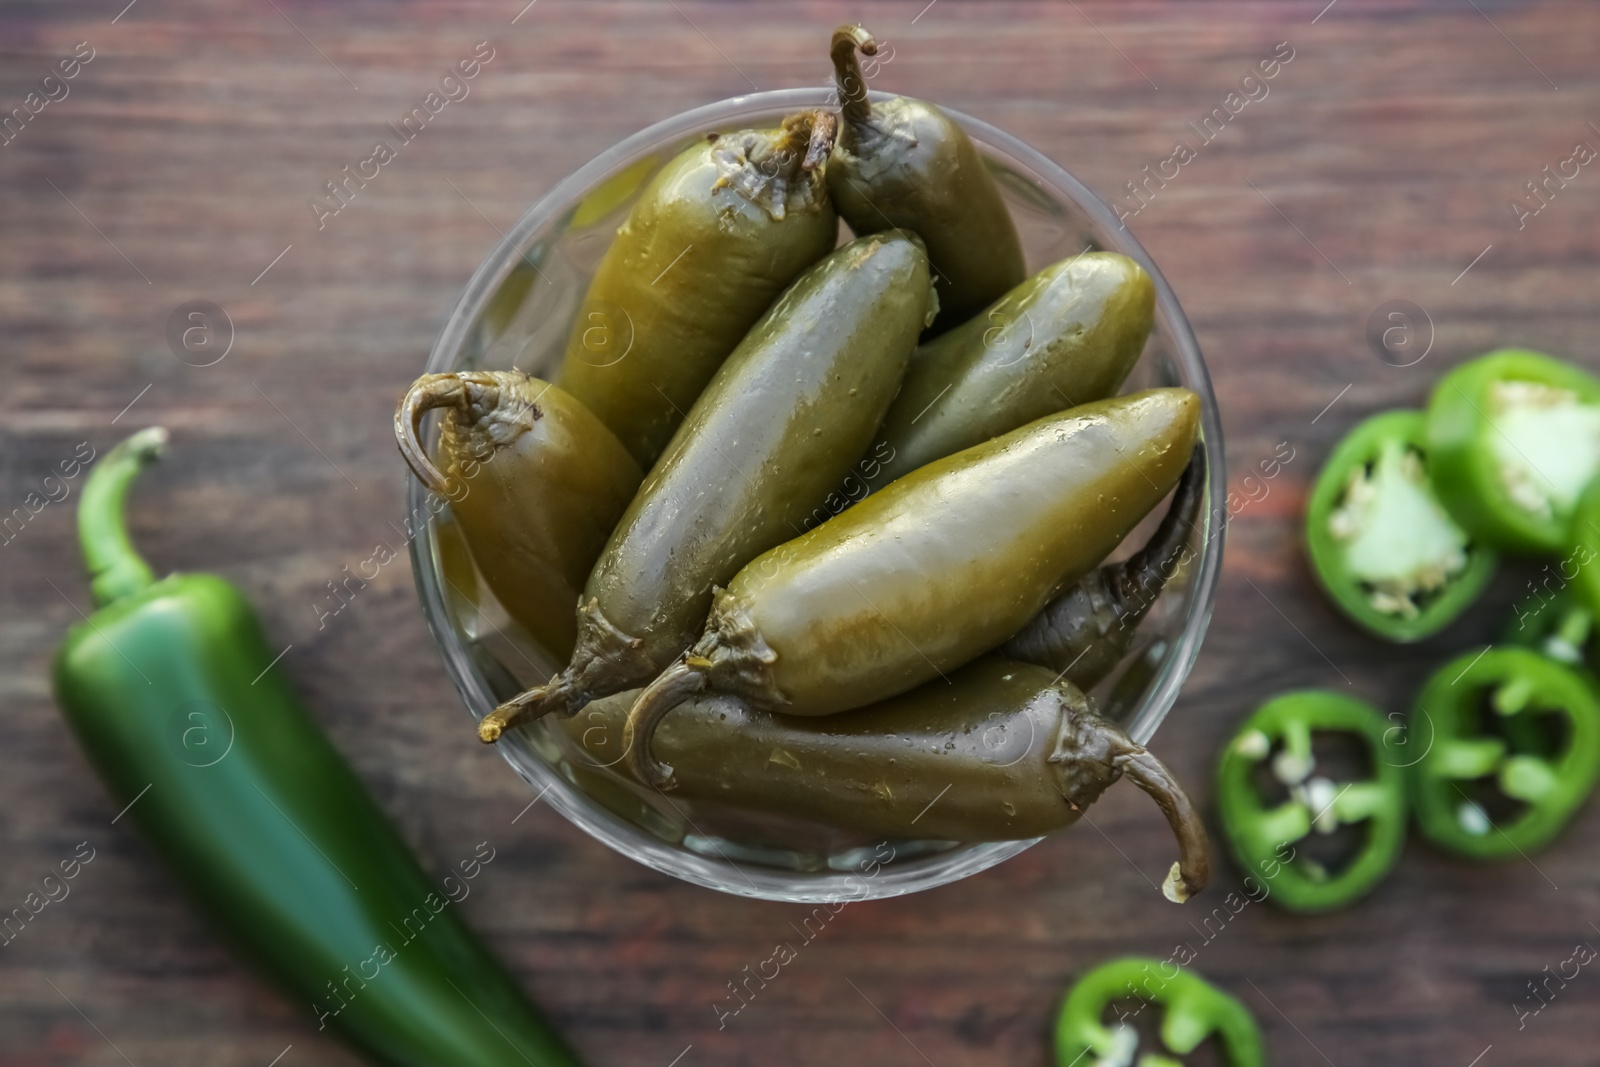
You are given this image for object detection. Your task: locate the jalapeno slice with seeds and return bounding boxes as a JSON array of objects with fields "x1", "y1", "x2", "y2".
[
  {"x1": 1426, "y1": 349, "x2": 1600, "y2": 555},
  {"x1": 1306, "y1": 410, "x2": 1496, "y2": 641},
  {"x1": 1411, "y1": 647, "x2": 1600, "y2": 859},
  {"x1": 1055, "y1": 957, "x2": 1264, "y2": 1067},
  {"x1": 1217, "y1": 691, "x2": 1406, "y2": 913}
]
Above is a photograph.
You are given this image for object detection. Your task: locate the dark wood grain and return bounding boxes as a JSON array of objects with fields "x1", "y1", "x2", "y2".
[{"x1": 4, "y1": 1, "x2": 1598, "y2": 1064}]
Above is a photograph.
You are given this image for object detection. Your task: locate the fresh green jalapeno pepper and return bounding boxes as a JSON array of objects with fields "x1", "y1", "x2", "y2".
[
  {"x1": 1305, "y1": 410, "x2": 1497, "y2": 641},
  {"x1": 624, "y1": 388, "x2": 1199, "y2": 786},
  {"x1": 1426, "y1": 349, "x2": 1600, "y2": 555},
  {"x1": 1566, "y1": 478, "x2": 1600, "y2": 619},
  {"x1": 479, "y1": 231, "x2": 934, "y2": 741},
  {"x1": 1004, "y1": 446, "x2": 1204, "y2": 690},
  {"x1": 1411, "y1": 646, "x2": 1600, "y2": 858},
  {"x1": 397, "y1": 371, "x2": 643, "y2": 660},
  {"x1": 565, "y1": 657, "x2": 1209, "y2": 901},
  {"x1": 1055, "y1": 957, "x2": 1264, "y2": 1067},
  {"x1": 828, "y1": 24, "x2": 1025, "y2": 333},
  {"x1": 1506, "y1": 591, "x2": 1600, "y2": 675},
  {"x1": 53, "y1": 430, "x2": 582, "y2": 1067},
  {"x1": 1216, "y1": 691, "x2": 1406, "y2": 913},
  {"x1": 557, "y1": 110, "x2": 839, "y2": 467},
  {"x1": 847, "y1": 251, "x2": 1154, "y2": 497}
]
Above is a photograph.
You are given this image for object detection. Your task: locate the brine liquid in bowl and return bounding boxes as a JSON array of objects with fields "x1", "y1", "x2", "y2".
[{"x1": 407, "y1": 88, "x2": 1224, "y2": 903}]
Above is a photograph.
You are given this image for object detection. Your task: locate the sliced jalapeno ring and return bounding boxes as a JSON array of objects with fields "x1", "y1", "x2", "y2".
[
  {"x1": 1426, "y1": 348, "x2": 1600, "y2": 555},
  {"x1": 1055, "y1": 957, "x2": 1264, "y2": 1067},
  {"x1": 1504, "y1": 591, "x2": 1600, "y2": 675},
  {"x1": 1217, "y1": 691, "x2": 1407, "y2": 913},
  {"x1": 1306, "y1": 410, "x2": 1497, "y2": 641},
  {"x1": 1411, "y1": 646, "x2": 1600, "y2": 859}
]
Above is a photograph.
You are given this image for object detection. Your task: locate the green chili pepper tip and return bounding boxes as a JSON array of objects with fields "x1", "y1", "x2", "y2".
[{"x1": 80, "y1": 425, "x2": 169, "y2": 608}]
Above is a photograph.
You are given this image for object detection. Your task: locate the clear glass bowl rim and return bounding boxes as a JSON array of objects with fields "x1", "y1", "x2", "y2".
[{"x1": 408, "y1": 87, "x2": 1227, "y2": 903}]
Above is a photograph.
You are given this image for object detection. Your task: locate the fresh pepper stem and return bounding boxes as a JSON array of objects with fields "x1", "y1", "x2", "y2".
[
  {"x1": 1114, "y1": 744, "x2": 1212, "y2": 902},
  {"x1": 623, "y1": 656, "x2": 712, "y2": 788},
  {"x1": 80, "y1": 427, "x2": 168, "y2": 608},
  {"x1": 395, "y1": 374, "x2": 464, "y2": 496},
  {"x1": 830, "y1": 24, "x2": 877, "y2": 129}
]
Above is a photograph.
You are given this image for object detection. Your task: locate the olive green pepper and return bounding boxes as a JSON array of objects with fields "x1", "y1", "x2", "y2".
[
  {"x1": 396, "y1": 371, "x2": 643, "y2": 660},
  {"x1": 864, "y1": 252, "x2": 1155, "y2": 491},
  {"x1": 566, "y1": 657, "x2": 1209, "y2": 901},
  {"x1": 1004, "y1": 446, "x2": 1204, "y2": 689},
  {"x1": 828, "y1": 25, "x2": 1025, "y2": 333},
  {"x1": 557, "y1": 110, "x2": 839, "y2": 468},
  {"x1": 478, "y1": 231, "x2": 934, "y2": 741},
  {"x1": 625, "y1": 388, "x2": 1200, "y2": 785}
]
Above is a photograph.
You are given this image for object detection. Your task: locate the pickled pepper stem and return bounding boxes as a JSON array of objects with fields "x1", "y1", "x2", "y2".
[
  {"x1": 80, "y1": 426, "x2": 168, "y2": 608},
  {"x1": 830, "y1": 24, "x2": 877, "y2": 128},
  {"x1": 479, "y1": 681, "x2": 554, "y2": 742},
  {"x1": 1114, "y1": 745, "x2": 1212, "y2": 902},
  {"x1": 395, "y1": 374, "x2": 463, "y2": 496},
  {"x1": 623, "y1": 656, "x2": 712, "y2": 788},
  {"x1": 803, "y1": 110, "x2": 838, "y2": 172},
  {"x1": 1110, "y1": 445, "x2": 1205, "y2": 619}
]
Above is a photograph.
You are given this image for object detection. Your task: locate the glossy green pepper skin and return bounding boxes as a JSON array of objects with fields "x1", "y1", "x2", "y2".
[
  {"x1": 828, "y1": 25, "x2": 1025, "y2": 333},
  {"x1": 1217, "y1": 691, "x2": 1407, "y2": 913},
  {"x1": 625, "y1": 388, "x2": 1199, "y2": 784},
  {"x1": 1307, "y1": 410, "x2": 1497, "y2": 641},
  {"x1": 557, "y1": 110, "x2": 839, "y2": 467},
  {"x1": 1411, "y1": 647, "x2": 1600, "y2": 859},
  {"x1": 864, "y1": 252, "x2": 1154, "y2": 491},
  {"x1": 52, "y1": 430, "x2": 582, "y2": 1067},
  {"x1": 1567, "y1": 478, "x2": 1600, "y2": 621},
  {"x1": 479, "y1": 232, "x2": 934, "y2": 741},
  {"x1": 1426, "y1": 349, "x2": 1600, "y2": 555},
  {"x1": 397, "y1": 371, "x2": 643, "y2": 660},
  {"x1": 1056, "y1": 957, "x2": 1264, "y2": 1067},
  {"x1": 1004, "y1": 446, "x2": 1204, "y2": 690},
  {"x1": 566, "y1": 658, "x2": 1209, "y2": 900}
]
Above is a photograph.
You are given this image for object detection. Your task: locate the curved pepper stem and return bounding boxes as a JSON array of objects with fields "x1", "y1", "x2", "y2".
[
  {"x1": 1115, "y1": 746, "x2": 1212, "y2": 902},
  {"x1": 623, "y1": 655, "x2": 712, "y2": 788},
  {"x1": 395, "y1": 373, "x2": 464, "y2": 496},
  {"x1": 830, "y1": 24, "x2": 877, "y2": 129},
  {"x1": 80, "y1": 427, "x2": 168, "y2": 608}
]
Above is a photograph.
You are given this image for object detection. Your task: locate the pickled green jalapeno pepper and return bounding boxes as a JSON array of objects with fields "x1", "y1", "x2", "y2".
[
  {"x1": 828, "y1": 24, "x2": 1025, "y2": 333},
  {"x1": 625, "y1": 388, "x2": 1200, "y2": 786},
  {"x1": 1306, "y1": 410, "x2": 1497, "y2": 641},
  {"x1": 1426, "y1": 349, "x2": 1600, "y2": 555},
  {"x1": 1055, "y1": 958, "x2": 1264, "y2": 1067},
  {"x1": 1411, "y1": 647, "x2": 1600, "y2": 858},
  {"x1": 864, "y1": 252, "x2": 1155, "y2": 491},
  {"x1": 1004, "y1": 446, "x2": 1204, "y2": 690},
  {"x1": 478, "y1": 231, "x2": 934, "y2": 742},
  {"x1": 567, "y1": 658, "x2": 1210, "y2": 901},
  {"x1": 397, "y1": 371, "x2": 643, "y2": 659},
  {"x1": 1216, "y1": 692, "x2": 1407, "y2": 913},
  {"x1": 54, "y1": 430, "x2": 581, "y2": 1067},
  {"x1": 558, "y1": 110, "x2": 839, "y2": 467}
]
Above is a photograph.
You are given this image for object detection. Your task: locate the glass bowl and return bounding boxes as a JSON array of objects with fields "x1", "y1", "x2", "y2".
[{"x1": 407, "y1": 87, "x2": 1226, "y2": 903}]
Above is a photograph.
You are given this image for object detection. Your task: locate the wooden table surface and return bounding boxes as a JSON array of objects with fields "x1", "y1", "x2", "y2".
[{"x1": 4, "y1": 1, "x2": 1598, "y2": 1063}]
